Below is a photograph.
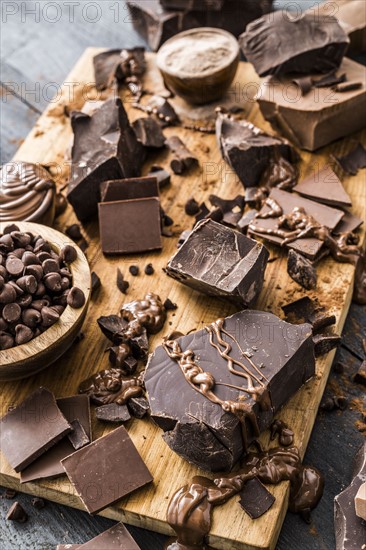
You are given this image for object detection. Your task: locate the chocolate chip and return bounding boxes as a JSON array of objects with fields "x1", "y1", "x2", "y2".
[
  {"x1": 31, "y1": 497, "x2": 45, "y2": 510},
  {"x1": 6, "y1": 501, "x2": 28, "y2": 523},
  {"x1": 42, "y1": 258, "x2": 60, "y2": 274},
  {"x1": 164, "y1": 298, "x2": 178, "y2": 311},
  {"x1": 11, "y1": 231, "x2": 31, "y2": 248},
  {"x1": 65, "y1": 224, "x2": 83, "y2": 241},
  {"x1": 24, "y1": 264, "x2": 43, "y2": 281},
  {"x1": 3, "y1": 488, "x2": 17, "y2": 499},
  {"x1": 144, "y1": 263, "x2": 154, "y2": 275},
  {"x1": 16, "y1": 275, "x2": 38, "y2": 294},
  {"x1": 117, "y1": 268, "x2": 129, "y2": 294},
  {"x1": 0, "y1": 318, "x2": 8, "y2": 331},
  {"x1": 129, "y1": 265, "x2": 139, "y2": 276},
  {"x1": 0, "y1": 234, "x2": 14, "y2": 253},
  {"x1": 16, "y1": 293, "x2": 33, "y2": 309},
  {"x1": 8, "y1": 280, "x2": 23, "y2": 296},
  {"x1": 15, "y1": 324, "x2": 34, "y2": 345},
  {"x1": 79, "y1": 238, "x2": 89, "y2": 252},
  {"x1": 0, "y1": 283, "x2": 17, "y2": 304},
  {"x1": 41, "y1": 306, "x2": 60, "y2": 328},
  {"x1": 67, "y1": 286, "x2": 85, "y2": 308},
  {"x1": 21, "y1": 308, "x2": 42, "y2": 329},
  {"x1": 60, "y1": 244, "x2": 77, "y2": 264},
  {"x1": 334, "y1": 396, "x2": 348, "y2": 410},
  {"x1": 34, "y1": 281, "x2": 47, "y2": 297},
  {"x1": 6, "y1": 256, "x2": 24, "y2": 277},
  {"x1": 2, "y1": 303, "x2": 21, "y2": 323},
  {"x1": 22, "y1": 251, "x2": 40, "y2": 266},
  {"x1": 0, "y1": 331, "x2": 14, "y2": 349},
  {"x1": 43, "y1": 272, "x2": 62, "y2": 292},
  {"x1": 0, "y1": 275, "x2": 4, "y2": 290},
  {"x1": 185, "y1": 197, "x2": 200, "y2": 216},
  {"x1": 3, "y1": 224, "x2": 19, "y2": 234}
]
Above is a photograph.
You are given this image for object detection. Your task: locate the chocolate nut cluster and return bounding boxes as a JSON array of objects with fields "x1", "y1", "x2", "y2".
[{"x1": 0, "y1": 224, "x2": 85, "y2": 349}]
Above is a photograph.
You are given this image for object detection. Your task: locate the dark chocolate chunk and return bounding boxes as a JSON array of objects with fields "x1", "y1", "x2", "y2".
[
  {"x1": 0, "y1": 388, "x2": 71, "y2": 473},
  {"x1": 116, "y1": 268, "x2": 129, "y2": 294},
  {"x1": 237, "y1": 209, "x2": 257, "y2": 233},
  {"x1": 166, "y1": 136, "x2": 199, "y2": 174},
  {"x1": 287, "y1": 249, "x2": 317, "y2": 290},
  {"x1": 128, "y1": 397, "x2": 150, "y2": 419},
  {"x1": 147, "y1": 165, "x2": 171, "y2": 189},
  {"x1": 67, "y1": 419, "x2": 90, "y2": 450},
  {"x1": 97, "y1": 314, "x2": 127, "y2": 342},
  {"x1": 133, "y1": 117, "x2": 166, "y2": 148},
  {"x1": 313, "y1": 71, "x2": 346, "y2": 88},
  {"x1": 239, "y1": 11, "x2": 349, "y2": 77},
  {"x1": 313, "y1": 333, "x2": 341, "y2": 356},
  {"x1": 178, "y1": 229, "x2": 192, "y2": 247},
  {"x1": 238, "y1": 477, "x2": 275, "y2": 519},
  {"x1": 166, "y1": 219, "x2": 269, "y2": 308},
  {"x1": 144, "y1": 263, "x2": 155, "y2": 275},
  {"x1": 67, "y1": 98, "x2": 145, "y2": 221},
  {"x1": 334, "y1": 143, "x2": 366, "y2": 176},
  {"x1": 129, "y1": 265, "x2": 140, "y2": 276},
  {"x1": 61, "y1": 425, "x2": 153, "y2": 514},
  {"x1": 282, "y1": 297, "x2": 336, "y2": 333},
  {"x1": 185, "y1": 197, "x2": 200, "y2": 216},
  {"x1": 335, "y1": 81, "x2": 362, "y2": 92},
  {"x1": 216, "y1": 113, "x2": 297, "y2": 187},
  {"x1": 6, "y1": 501, "x2": 28, "y2": 523},
  {"x1": 93, "y1": 47, "x2": 146, "y2": 91},
  {"x1": 354, "y1": 360, "x2": 366, "y2": 386},
  {"x1": 145, "y1": 309, "x2": 315, "y2": 471},
  {"x1": 95, "y1": 403, "x2": 131, "y2": 423},
  {"x1": 67, "y1": 287, "x2": 86, "y2": 309},
  {"x1": 31, "y1": 497, "x2": 45, "y2": 510},
  {"x1": 65, "y1": 224, "x2": 83, "y2": 241},
  {"x1": 20, "y1": 395, "x2": 91, "y2": 483},
  {"x1": 292, "y1": 76, "x2": 313, "y2": 96},
  {"x1": 91, "y1": 272, "x2": 101, "y2": 294},
  {"x1": 294, "y1": 166, "x2": 352, "y2": 208},
  {"x1": 163, "y1": 298, "x2": 177, "y2": 311}
]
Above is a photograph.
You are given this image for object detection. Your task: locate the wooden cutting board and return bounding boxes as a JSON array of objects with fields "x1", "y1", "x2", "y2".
[{"x1": 0, "y1": 49, "x2": 365, "y2": 550}]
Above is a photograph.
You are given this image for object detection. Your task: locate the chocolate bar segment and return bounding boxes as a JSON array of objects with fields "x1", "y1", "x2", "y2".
[
  {"x1": 145, "y1": 309, "x2": 315, "y2": 471},
  {"x1": 239, "y1": 11, "x2": 349, "y2": 77},
  {"x1": 294, "y1": 166, "x2": 352, "y2": 208},
  {"x1": 166, "y1": 219, "x2": 269, "y2": 307},
  {"x1": 238, "y1": 477, "x2": 275, "y2": 519},
  {"x1": 79, "y1": 523, "x2": 141, "y2": 549},
  {"x1": 0, "y1": 388, "x2": 71, "y2": 473},
  {"x1": 61, "y1": 425, "x2": 153, "y2": 514},
  {"x1": 257, "y1": 58, "x2": 366, "y2": 151},
  {"x1": 67, "y1": 98, "x2": 145, "y2": 221}
]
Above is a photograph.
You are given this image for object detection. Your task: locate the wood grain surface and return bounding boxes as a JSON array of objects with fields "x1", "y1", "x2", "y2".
[{"x1": 0, "y1": 48, "x2": 365, "y2": 550}]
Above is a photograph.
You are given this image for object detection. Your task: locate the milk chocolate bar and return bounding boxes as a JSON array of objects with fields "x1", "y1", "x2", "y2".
[
  {"x1": 145, "y1": 309, "x2": 315, "y2": 471},
  {"x1": 166, "y1": 219, "x2": 269, "y2": 307},
  {"x1": 239, "y1": 11, "x2": 349, "y2": 77},
  {"x1": 257, "y1": 58, "x2": 366, "y2": 151}
]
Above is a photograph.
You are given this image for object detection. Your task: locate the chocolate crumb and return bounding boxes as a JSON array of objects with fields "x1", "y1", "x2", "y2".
[
  {"x1": 144, "y1": 263, "x2": 154, "y2": 275},
  {"x1": 129, "y1": 265, "x2": 139, "y2": 276}
]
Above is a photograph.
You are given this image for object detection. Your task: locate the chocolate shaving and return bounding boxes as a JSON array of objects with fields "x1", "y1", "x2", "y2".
[
  {"x1": 334, "y1": 81, "x2": 362, "y2": 92},
  {"x1": 292, "y1": 76, "x2": 313, "y2": 95},
  {"x1": 313, "y1": 71, "x2": 346, "y2": 88}
]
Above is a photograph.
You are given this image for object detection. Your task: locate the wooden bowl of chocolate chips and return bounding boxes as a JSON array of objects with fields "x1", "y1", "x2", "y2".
[{"x1": 0, "y1": 221, "x2": 91, "y2": 381}]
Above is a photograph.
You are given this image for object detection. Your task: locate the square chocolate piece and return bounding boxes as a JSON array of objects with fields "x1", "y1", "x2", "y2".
[
  {"x1": 0, "y1": 388, "x2": 71, "y2": 472},
  {"x1": 79, "y1": 523, "x2": 140, "y2": 549},
  {"x1": 166, "y1": 219, "x2": 269, "y2": 307},
  {"x1": 61, "y1": 425, "x2": 153, "y2": 514},
  {"x1": 20, "y1": 395, "x2": 91, "y2": 483}
]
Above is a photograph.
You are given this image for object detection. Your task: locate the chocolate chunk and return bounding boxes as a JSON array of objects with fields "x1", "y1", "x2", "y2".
[
  {"x1": 145, "y1": 309, "x2": 315, "y2": 471},
  {"x1": 0, "y1": 388, "x2": 71, "y2": 472},
  {"x1": 185, "y1": 197, "x2": 200, "y2": 216},
  {"x1": 93, "y1": 47, "x2": 146, "y2": 91},
  {"x1": 163, "y1": 298, "x2": 177, "y2": 311},
  {"x1": 147, "y1": 165, "x2": 171, "y2": 189},
  {"x1": 31, "y1": 497, "x2": 45, "y2": 510},
  {"x1": 128, "y1": 397, "x2": 150, "y2": 419},
  {"x1": 91, "y1": 271, "x2": 101, "y2": 294},
  {"x1": 20, "y1": 395, "x2": 91, "y2": 483},
  {"x1": 287, "y1": 249, "x2": 317, "y2": 290},
  {"x1": 79, "y1": 371, "x2": 144, "y2": 406},
  {"x1": 133, "y1": 117, "x2": 166, "y2": 148},
  {"x1": 67, "y1": 419, "x2": 90, "y2": 450},
  {"x1": 257, "y1": 58, "x2": 366, "y2": 151},
  {"x1": 270, "y1": 419, "x2": 294, "y2": 446},
  {"x1": 95, "y1": 403, "x2": 131, "y2": 423},
  {"x1": 61, "y1": 425, "x2": 153, "y2": 514},
  {"x1": 166, "y1": 219, "x2": 269, "y2": 307},
  {"x1": 354, "y1": 360, "x2": 366, "y2": 386},
  {"x1": 249, "y1": 188, "x2": 345, "y2": 260},
  {"x1": 313, "y1": 333, "x2": 341, "y2": 356},
  {"x1": 237, "y1": 209, "x2": 257, "y2": 233},
  {"x1": 67, "y1": 98, "x2": 145, "y2": 221},
  {"x1": 238, "y1": 477, "x2": 275, "y2": 519},
  {"x1": 335, "y1": 81, "x2": 363, "y2": 92},
  {"x1": 116, "y1": 268, "x2": 129, "y2": 294},
  {"x1": 79, "y1": 523, "x2": 141, "y2": 549},
  {"x1": 97, "y1": 314, "x2": 127, "y2": 341},
  {"x1": 65, "y1": 224, "x2": 83, "y2": 241},
  {"x1": 129, "y1": 265, "x2": 139, "y2": 276},
  {"x1": 334, "y1": 142, "x2": 366, "y2": 176},
  {"x1": 78, "y1": 238, "x2": 89, "y2": 253},
  {"x1": 55, "y1": 193, "x2": 68, "y2": 217},
  {"x1": 2, "y1": 302, "x2": 21, "y2": 323},
  {"x1": 282, "y1": 296, "x2": 336, "y2": 333},
  {"x1": 67, "y1": 287, "x2": 86, "y2": 309},
  {"x1": 294, "y1": 166, "x2": 352, "y2": 208},
  {"x1": 6, "y1": 501, "x2": 28, "y2": 523},
  {"x1": 146, "y1": 95, "x2": 179, "y2": 126},
  {"x1": 178, "y1": 229, "x2": 192, "y2": 247},
  {"x1": 334, "y1": 443, "x2": 366, "y2": 550},
  {"x1": 292, "y1": 76, "x2": 313, "y2": 96},
  {"x1": 3, "y1": 488, "x2": 17, "y2": 499},
  {"x1": 216, "y1": 113, "x2": 297, "y2": 187},
  {"x1": 313, "y1": 70, "x2": 346, "y2": 88},
  {"x1": 166, "y1": 136, "x2": 199, "y2": 174},
  {"x1": 240, "y1": 11, "x2": 349, "y2": 77},
  {"x1": 144, "y1": 263, "x2": 154, "y2": 275},
  {"x1": 101, "y1": 176, "x2": 159, "y2": 203}
]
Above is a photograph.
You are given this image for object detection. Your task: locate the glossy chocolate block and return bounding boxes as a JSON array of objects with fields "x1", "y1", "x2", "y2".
[
  {"x1": 166, "y1": 219, "x2": 269, "y2": 307},
  {"x1": 145, "y1": 309, "x2": 315, "y2": 471}
]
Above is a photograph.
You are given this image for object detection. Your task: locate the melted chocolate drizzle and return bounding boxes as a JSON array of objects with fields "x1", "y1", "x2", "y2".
[
  {"x1": 79, "y1": 369, "x2": 144, "y2": 405},
  {"x1": 167, "y1": 446, "x2": 324, "y2": 550}
]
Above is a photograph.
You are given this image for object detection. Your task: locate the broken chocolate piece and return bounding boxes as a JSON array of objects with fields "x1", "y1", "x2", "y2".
[
  {"x1": 294, "y1": 166, "x2": 352, "y2": 208},
  {"x1": 292, "y1": 76, "x2": 313, "y2": 96},
  {"x1": 61, "y1": 425, "x2": 153, "y2": 514},
  {"x1": 313, "y1": 70, "x2": 346, "y2": 88},
  {"x1": 116, "y1": 268, "x2": 129, "y2": 294},
  {"x1": 67, "y1": 98, "x2": 145, "y2": 221},
  {"x1": 163, "y1": 298, "x2": 178, "y2": 311},
  {"x1": 216, "y1": 113, "x2": 297, "y2": 187},
  {"x1": 79, "y1": 370, "x2": 144, "y2": 406},
  {"x1": 237, "y1": 209, "x2": 257, "y2": 233},
  {"x1": 257, "y1": 58, "x2": 366, "y2": 151},
  {"x1": 147, "y1": 165, "x2": 170, "y2": 189},
  {"x1": 354, "y1": 360, "x2": 366, "y2": 386},
  {"x1": 166, "y1": 219, "x2": 269, "y2": 307},
  {"x1": 133, "y1": 117, "x2": 166, "y2": 148},
  {"x1": 20, "y1": 395, "x2": 91, "y2": 483},
  {"x1": 287, "y1": 249, "x2": 317, "y2": 290},
  {"x1": 270, "y1": 419, "x2": 294, "y2": 446},
  {"x1": 334, "y1": 443, "x2": 366, "y2": 550},
  {"x1": 0, "y1": 388, "x2": 71, "y2": 472},
  {"x1": 68, "y1": 419, "x2": 90, "y2": 450},
  {"x1": 313, "y1": 333, "x2": 341, "y2": 356},
  {"x1": 128, "y1": 397, "x2": 150, "y2": 419},
  {"x1": 185, "y1": 197, "x2": 200, "y2": 216},
  {"x1": 80, "y1": 522, "x2": 141, "y2": 549},
  {"x1": 6, "y1": 501, "x2": 28, "y2": 523},
  {"x1": 334, "y1": 142, "x2": 366, "y2": 176},
  {"x1": 95, "y1": 403, "x2": 131, "y2": 423},
  {"x1": 239, "y1": 11, "x2": 349, "y2": 77},
  {"x1": 100, "y1": 176, "x2": 159, "y2": 202},
  {"x1": 335, "y1": 81, "x2": 362, "y2": 92},
  {"x1": 166, "y1": 136, "x2": 198, "y2": 174},
  {"x1": 238, "y1": 477, "x2": 275, "y2": 519},
  {"x1": 145, "y1": 309, "x2": 315, "y2": 471},
  {"x1": 93, "y1": 47, "x2": 146, "y2": 91},
  {"x1": 282, "y1": 297, "x2": 336, "y2": 333},
  {"x1": 91, "y1": 272, "x2": 101, "y2": 294},
  {"x1": 3, "y1": 489, "x2": 17, "y2": 499}
]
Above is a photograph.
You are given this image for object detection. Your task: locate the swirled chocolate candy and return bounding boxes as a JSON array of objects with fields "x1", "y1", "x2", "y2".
[
  {"x1": 145, "y1": 309, "x2": 315, "y2": 472},
  {"x1": 0, "y1": 161, "x2": 56, "y2": 225},
  {"x1": 239, "y1": 11, "x2": 349, "y2": 77}
]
